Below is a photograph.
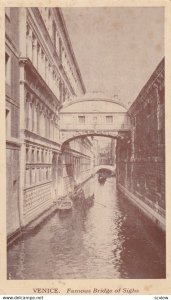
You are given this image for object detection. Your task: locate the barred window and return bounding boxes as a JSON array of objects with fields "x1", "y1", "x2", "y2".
[
  {"x1": 106, "y1": 115, "x2": 113, "y2": 124},
  {"x1": 78, "y1": 116, "x2": 85, "y2": 124}
]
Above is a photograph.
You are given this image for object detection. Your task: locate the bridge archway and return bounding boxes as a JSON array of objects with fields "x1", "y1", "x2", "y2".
[
  {"x1": 59, "y1": 93, "x2": 131, "y2": 144},
  {"x1": 94, "y1": 164, "x2": 116, "y2": 174},
  {"x1": 61, "y1": 132, "x2": 120, "y2": 148}
]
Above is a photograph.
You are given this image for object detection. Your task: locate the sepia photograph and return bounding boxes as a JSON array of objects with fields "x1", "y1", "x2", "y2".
[{"x1": 2, "y1": 0, "x2": 170, "y2": 292}]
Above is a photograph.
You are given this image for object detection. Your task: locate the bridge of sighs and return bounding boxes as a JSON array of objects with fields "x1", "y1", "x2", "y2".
[{"x1": 59, "y1": 93, "x2": 131, "y2": 144}]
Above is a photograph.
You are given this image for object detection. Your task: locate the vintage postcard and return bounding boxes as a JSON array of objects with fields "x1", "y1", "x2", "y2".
[{"x1": 0, "y1": 0, "x2": 171, "y2": 296}]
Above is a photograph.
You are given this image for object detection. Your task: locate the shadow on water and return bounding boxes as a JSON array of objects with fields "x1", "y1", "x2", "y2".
[{"x1": 115, "y1": 191, "x2": 166, "y2": 278}]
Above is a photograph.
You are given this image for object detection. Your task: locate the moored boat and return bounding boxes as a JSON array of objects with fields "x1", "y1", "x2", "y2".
[
  {"x1": 58, "y1": 197, "x2": 73, "y2": 211},
  {"x1": 84, "y1": 194, "x2": 94, "y2": 207}
]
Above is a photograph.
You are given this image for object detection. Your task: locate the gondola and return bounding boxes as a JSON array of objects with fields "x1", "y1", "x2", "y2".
[{"x1": 98, "y1": 173, "x2": 106, "y2": 184}]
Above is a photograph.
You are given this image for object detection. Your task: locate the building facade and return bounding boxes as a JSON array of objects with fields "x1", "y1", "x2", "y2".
[
  {"x1": 5, "y1": 8, "x2": 20, "y2": 235},
  {"x1": 5, "y1": 7, "x2": 93, "y2": 240},
  {"x1": 62, "y1": 137, "x2": 93, "y2": 191},
  {"x1": 59, "y1": 93, "x2": 130, "y2": 144},
  {"x1": 116, "y1": 58, "x2": 165, "y2": 230}
]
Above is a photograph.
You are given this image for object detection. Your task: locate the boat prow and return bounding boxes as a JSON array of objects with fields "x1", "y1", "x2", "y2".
[{"x1": 98, "y1": 174, "x2": 106, "y2": 184}]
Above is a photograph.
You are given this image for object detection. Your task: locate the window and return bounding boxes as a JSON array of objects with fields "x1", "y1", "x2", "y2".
[
  {"x1": 156, "y1": 177, "x2": 162, "y2": 193},
  {"x1": 37, "y1": 107, "x2": 40, "y2": 134},
  {"x1": 78, "y1": 116, "x2": 85, "y2": 124},
  {"x1": 25, "y1": 100, "x2": 29, "y2": 129},
  {"x1": 31, "y1": 168, "x2": 35, "y2": 184},
  {"x1": 159, "y1": 87, "x2": 164, "y2": 105},
  {"x1": 59, "y1": 38, "x2": 62, "y2": 61},
  {"x1": 52, "y1": 21, "x2": 56, "y2": 48},
  {"x1": 26, "y1": 148, "x2": 29, "y2": 162},
  {"x1": 106, "y1": 115, "x2": 113, "y2": 124},
  {"x1": 41, "y1": 150, "x2": 44, "y2": 162},
  {"x1": 32, "y1": 104, "x2": 34, "y2": 132},
  {"x1": 146, "y1": 132, "x2": 151, "y2": 146},
  {"x1": 6, "y1": 108, "x2": 11, "y2": 138},
  {"x1": 158, "y1": 128, "x2": 164, "y2": 144},
  {"x1": 63, "y1": 86, "x2": 66, "y2": 103},
  {"x1": 147, "y1": 102, "x2": 151, "y2": 116},
  {"x1": 132, "y1": 116, "x2": 136, "y2": 127},
  {"x1": 31, "y1": 149, "x2": 35, "y2": 162},
  {"x1": 39, "y1": 168, "x2": 42, "y2": 182},
  {"x1": 93, "y1": 116, "x2": 97, "y2": 123},
  {"x1": 48, "y1": 8, "x2": 51, "y2": 19},
  {"x1": 13, "y1": 179, "x2": 17, "y2": 189},
  {"x1": 5, "y1": 52, "x2": 11, "y2": 84},
  {"x1": 37, "y1": 150, "x2": 40, "y2": 162},
  {"x1": 25, "y1": 168, "x2": 30, "y2": 186},
  {"x1": 45, "y1": 151, "x2": 47, "y2": 162},
  {"x1": 46, "y1": 168, "x2": 48, "y2": 180}
]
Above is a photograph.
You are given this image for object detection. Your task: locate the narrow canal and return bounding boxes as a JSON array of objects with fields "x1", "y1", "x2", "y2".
[{"x1": 7, "y1": 176, "x2": 165, "y2": 279}]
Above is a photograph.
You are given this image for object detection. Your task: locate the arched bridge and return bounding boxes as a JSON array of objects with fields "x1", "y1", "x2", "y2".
[
  {"x1": 94, "y1": 164, "x2": 116, "y2": 173},
  {"x1": 59, "y1": 93, "x2": 131, "y2": 144}
]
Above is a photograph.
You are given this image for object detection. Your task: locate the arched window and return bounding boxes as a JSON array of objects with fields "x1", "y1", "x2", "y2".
[
  {"x1": 25, "y1": 93, "x2": 31, "y2": 130},
  {"x1": 26, "y1": 147, "x2": 29, "y2": 163},
  {"x1": 31, "y1": 102, "x2": 34, "y2": 132},
  {"x1": 41, "y1": 150, "x2": 44, "y2": 163},
  {"x1": 36, "y1": 104, "x2": 40, "y2": 134}
]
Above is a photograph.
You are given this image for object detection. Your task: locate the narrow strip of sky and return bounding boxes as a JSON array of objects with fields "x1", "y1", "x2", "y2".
[{"x1": 62, "y1": 7, "x2": 164, "y2": 106}]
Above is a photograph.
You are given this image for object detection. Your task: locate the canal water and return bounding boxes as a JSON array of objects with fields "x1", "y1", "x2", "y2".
[{"x1": 7, "y1": 176, "x2": 165, "y2": 279}]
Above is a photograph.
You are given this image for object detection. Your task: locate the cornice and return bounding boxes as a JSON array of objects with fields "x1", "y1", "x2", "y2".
[
  {"x1": 6, "y1": 138, "x2": 21, "y2": 148},
  {"x1": 19, "y1": 57, "x2": 60, "y2": 108},
  {"x1": 5, "y1": 33, "x2": 20, "y2": 58},
  {"x1": 27, "y1": 8, "x2": 61, "y2": 71},
  {"x1": 25, "y1": 130, "x2": 61, "y2": 150},
  {"x1": 60, "y1": 98, "x2": 127, "y2": 111},
  {"x1": 6, "y1": 95, "x2": 20, "y2": 108},
  {"x1": 60, "y1": 111, "x2": 127, "y2": 115}
]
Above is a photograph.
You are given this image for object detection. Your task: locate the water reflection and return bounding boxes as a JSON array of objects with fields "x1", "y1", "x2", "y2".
[{"x1": 7, "y1": 176, "x2": 165, "y2": 279}]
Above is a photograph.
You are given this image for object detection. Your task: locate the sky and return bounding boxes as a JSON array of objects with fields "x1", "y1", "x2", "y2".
[{"x1": 62, "y1": 7, "x2": 164, "y2": 107}]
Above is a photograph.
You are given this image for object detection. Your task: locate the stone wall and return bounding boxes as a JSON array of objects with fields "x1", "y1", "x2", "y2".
[
  {"x1": 24, "y1": 182, "x2": 52, "y2": 225},
  {"x1": 116, "y1": 58, "x2": 165, "y2": 230}
]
